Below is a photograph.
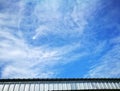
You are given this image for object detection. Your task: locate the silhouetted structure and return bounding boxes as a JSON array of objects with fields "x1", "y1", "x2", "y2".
[{"x1": 0, "y1": 78, "x2": 120, "y2": 91}]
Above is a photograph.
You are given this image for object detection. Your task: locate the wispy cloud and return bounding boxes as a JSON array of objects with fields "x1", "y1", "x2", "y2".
[
  {"x1": 0, "y1": 29, "x2": 82, "y2": 78},
  {"x1": 0, "y1": 0, "x2": 120, "y2": 78},
  {"x1": 84, "y1": 0, "x2": 120, "y2": 78},
  {"x1": 85, "y1": 30, "x2": 120, "y2": 78},
  {"x1": 0, "y1": 0, "x2": 99, "y2": 78}
]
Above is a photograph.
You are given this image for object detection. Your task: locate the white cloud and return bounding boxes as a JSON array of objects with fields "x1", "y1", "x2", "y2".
[
  {"x1": 0, "y1": 6, "x2": 60, "y2": 77},
  {"x1": 32, "y1": 0, "x2": 99, "y2": 39},
  {"x1": 0, "y1": 30, "x2": 55, "y2": 78},
  {"x1": 0, "y1": 27, "x2": 84, "y2": 78},
  {"x1": 0, "y1": 0, "x2": 103, "y2": 78},
  {"x1": 85, "y1": 37, "x2": 120, "y2": 78},
  {"x1": 32, "y1": 25, "x2": 49, "y2": 40}
]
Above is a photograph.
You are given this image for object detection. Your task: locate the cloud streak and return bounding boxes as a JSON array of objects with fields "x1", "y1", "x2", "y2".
[
  {"x1": 85, "y1": 38, "x2": 120, "y2": 77},
  {"x1": 0, "y1": 0, "x2": 120, "y2": 78},
  {"x1": 0, "y1": 0, "x2": 98, "y2": 78},
  {"x1": 0, "y1": 29, "x2": 82, "y2": 78}
]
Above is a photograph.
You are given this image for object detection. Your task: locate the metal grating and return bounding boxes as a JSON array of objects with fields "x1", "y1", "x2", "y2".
[{"x1": 0, "y1": 78, "x2": 120, "y2": 91}]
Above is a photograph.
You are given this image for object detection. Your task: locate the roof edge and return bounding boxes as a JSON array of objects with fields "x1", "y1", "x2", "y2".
[{"x1": 0, "y1": 78, "x2": 120, "y2": 82}]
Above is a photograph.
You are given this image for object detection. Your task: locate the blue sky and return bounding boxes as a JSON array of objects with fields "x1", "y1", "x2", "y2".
[{"x1": 0, "y1": 0, "x2": 120, "y2": 78}]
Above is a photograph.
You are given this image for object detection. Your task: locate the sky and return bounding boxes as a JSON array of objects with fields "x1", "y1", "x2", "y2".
[{"x1": 0, "y1": 0, "x2": 120, "y2": 78}]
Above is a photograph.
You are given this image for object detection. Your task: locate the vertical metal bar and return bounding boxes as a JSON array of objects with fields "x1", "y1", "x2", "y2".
[
  {"x1": 87, "y1": 82, "x2": 91, "y2": 89},
  {"x1": 100, "y1": 82, "x2": 104, "y2": 89},
  {"x1": 23, "y1": 83, "x2": 26, "y2": 91},
  {"x1": 34, "y1": 83, "x2": 36, "y2": 91},
  {"x1": 15, "y1": 83, "x2": 19, "y2": 91},
  {"x1": 114, "y1": 82, "x2": 119, "y2": 89},
  {"x1": 89, "y1": 82, "x2": 93, "y2": 89},
  {"x1": 107, "y1": 82, "x2": 112, "y2": 89},
  {"x1": 28, "y1": 83, "x2": 31, "y2": 91},
  {"x1": 81, "y1": 81, "x2": 85, "y2": 90},
  {"x1": 47, "y1": 83, "x2": 49, "y2": 90},
  {"x1": 86, "y1": 82, "x2": 89, "y2": 89},
  {"x1": 96, "y1": 82, "x2": 100, "y2": 89},
  {"x1": 104, "y1": 82, "x2": 108, "y2": 89},
  {"x1": 1, "y1": 83, "x2": 5, "y2": 91},
  {"x1": 42, "y1": 83, "x2": 44, "y2": 91},
  {"x1": 38, "y1": 82, "x2": 40, "y2": 91},
  {"x1": 13, "y1": 83, "x2": 16, "y2": 91},
  {"x1": 18, "y1": 82, "x2": 21, "y2": 91},
  {"x1": 7, "y1": 83, "x2": 11, "y2": 91},
  {"x1": 66, "y1": 82, "x2": 68, "y2": 90},
  {"x1": 57, "y1": 82, "x2": 58, "y2": 90},
  {"x1": 82, "y1": 82, "x2": 85, "y2": 90},
  {"x1": 74, "y1": 82, "x2": 77, "y2": 90},
  {"x1": 118, "y1": 82, "x2": 120, "y2": 89},
  {"x1": 58, "y1": 82, "x2": 60, "y2": 90},
  {"x1": 91, "y1": 81, "x2": 97, "y2": 89},
  {"x1": 4, "y1": 83, "x2": 9, "y2": 91},
  {"x1": 53, "y1": 82, "x2": 54, "y2": 91},
  {"x1": 111, "y1": 82, "x2": 116, "y2": 89}
]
